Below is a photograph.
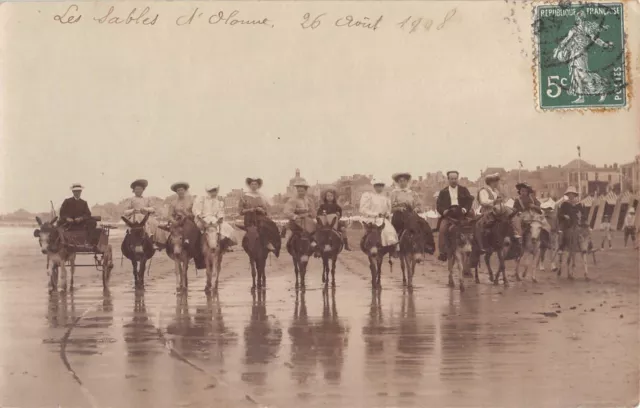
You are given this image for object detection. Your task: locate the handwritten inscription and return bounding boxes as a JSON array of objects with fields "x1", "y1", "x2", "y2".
[{"x1": 52, "y1": 5, "x2": 458, "y2": 34}]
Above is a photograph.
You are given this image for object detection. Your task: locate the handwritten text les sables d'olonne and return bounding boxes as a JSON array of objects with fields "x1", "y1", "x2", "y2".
[{"x1": 53, "y1": 5, "x2": 457, "y2": 33}]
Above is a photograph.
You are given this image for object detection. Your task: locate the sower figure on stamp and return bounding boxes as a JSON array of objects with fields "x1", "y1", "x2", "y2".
[
  {"x1": 238, "y1": 178, "x2": 281, "y2": 257},
  {"x1": 315, "y1": 189, "x2": 351, "y2": 253},
  {"x1": 59, "y1": 183, "x2": 99, "y2": 246},
  {"x1": 389, "y1": 172, "x2": 435, "y2": 254},
  {"x1": 475, "y1": 173, "x2": 522, "y2": 253},
  {"x1": 435, "y1": 170, "x2": 474, "y2": 262},
  {"x1": 553, "y1": 10, "x2": 614, "y2": 104}
]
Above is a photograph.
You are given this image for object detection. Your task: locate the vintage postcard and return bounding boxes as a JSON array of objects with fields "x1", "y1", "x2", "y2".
[{"x1": 0, "y1": 1, "x2": 638, "y2": 408}]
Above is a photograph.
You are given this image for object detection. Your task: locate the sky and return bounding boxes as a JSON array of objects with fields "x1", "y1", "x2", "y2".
[{"x1": 1, "y1": 1, "x2": 638, "y2": 213}]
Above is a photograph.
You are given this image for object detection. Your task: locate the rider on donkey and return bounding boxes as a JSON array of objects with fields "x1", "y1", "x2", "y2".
[
  {"x1": 389, "y1": 172, "x2": 436, "y2": 254},
  {"x1": 239, "y1": 178, "x2": 282, "y2": 257},
  {"x1": 59, "y1": 183, "x2": 100, "y2": 246},
  {"x1": 475, "y1": 173, "x2": 522, "y2": 253},
  {"x1": 359, "y1": 178, "x2": 399, "y2": 249},
  {"x1": 193, "y1": 185, "x2": 238, "y2": 251},
  {"x1": 168, "y1": 182, "x2": 194, "y2": 224},
  {"x1": 123, "y1": 179, "x2": 158, "y2": 240},
  {"x1": 557, "y1": 186, "x2": 587, "y2": 251},
  {"x1": 316, "y1": 188, "x2": 351, "y2": 252},
  {"x1": 283, "y1": 178, "x2": 317, "y2": 250},
  {"x1": 435, "y1": 170, "x2": 474, "y2": 261},
  {"x1": 513, "y1": 182, "x2": 552, "y2": 246}
]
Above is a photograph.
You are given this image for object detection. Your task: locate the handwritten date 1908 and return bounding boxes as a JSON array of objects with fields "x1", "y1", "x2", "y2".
[
  {"x1": 397, "y1": 9, "x2": 457, "y2": 33},
  {"x1": 301, "y1": 9, "x2": 456, "y2": 33}
]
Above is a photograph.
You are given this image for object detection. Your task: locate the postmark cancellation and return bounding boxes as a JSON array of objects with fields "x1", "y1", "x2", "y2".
[{"x1": 534, "y1": 1, "x2": 627, "y2": 110}]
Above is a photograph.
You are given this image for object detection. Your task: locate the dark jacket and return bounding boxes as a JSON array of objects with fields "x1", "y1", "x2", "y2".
[
  {"x1": 513, "y1": 197, "x2": 542, "y2": 214},
  {"x1": 436, "y1": 185, "x2": 473, "y2": 216},
  {"x1": 59, "y1": 197, "x2": 92, "y2": 221},
  {"x1": 558, "y1": 201, "x2": 585, "y2": 230},
  {"x1": 317, "y1": 203, "x2": 342, "y2": 217}
]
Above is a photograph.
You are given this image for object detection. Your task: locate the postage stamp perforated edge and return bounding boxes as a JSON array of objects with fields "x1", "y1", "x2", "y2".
[{"x1": 531, "y1": 0, "x2": 632, "y2": 113}]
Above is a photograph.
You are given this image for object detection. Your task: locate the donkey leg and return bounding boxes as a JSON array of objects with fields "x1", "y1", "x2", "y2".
[
  {"x1": 49, "y1": 264, "x2": 58, "y2": 293},
  {"x1": 183, "y1": 260, "x2": 189, "y2": 289},
  {"x1": 369, "y1": 257, "x2": 377, "y2": 288},
  {"x1": 514, "y1": 256, "x2": 522, "y2": 281},
  {"x1": 582, "y1": 252, "x2": 589, "y2": 281},
  {"x1": 322, "y1": 257, "x2": 328, "y2": 286},
  {"x1": 447, "y1": 257, "x2": 455, "y2": 288},
  {"x1": 131, "y1": 260, "x2": 139, "y2": 288},
  {"x1": 485, "y1": 253, "x2": 495, "y2": 283},
  {"x1": 293, "y1": 259, "x2": 299, "y2": 289},
  {"x1": 376, "y1": 256, "x2": 383, "y2": 288},
  {"x1": 250, "y1": 258, "x2": 257, "y2": 289},
  {"x1": 69, "y1": 256, "x2": 76, "y2": 291},
  {"x1": 174, "y1": 259, "x2": 182, "y2": 292},
  {"x1": 400, "y1": 256, "x2": 407, "y2": 285},
  {"x1": 455, "y1": 251, "x2": 465, "y2": 292},
  {"x1": 567, "y1": 254, "x2": 574, "y2": 280},
  {"x1": 139, "y1": 259, "x2": 147, "y2": 289},
  {"x1": 530, "y1": 251, "x2": 539, "y2": 283},
  {"x1": 556, "y1": 252, "x2": 564, "y2": 277},
  {"x1": 59, "y1": 263, "x2": 68, "y2": 293},
  {"x1": 205, "y1": 253, "x2": 213, "y2": 292},
  {"x1": 331, "y1": 255, "x2": 337, "y2": 287},
  {"x1": 215, "y1": 250, "x2": 223, "y2": 290}
]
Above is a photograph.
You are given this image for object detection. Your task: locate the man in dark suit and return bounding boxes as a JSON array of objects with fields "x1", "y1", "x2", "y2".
[
  {"x1": 436, "y1": 171, "x2": 474, "y2": 261},
  {"x1": 59, "y1": 184, "x2": 98, "y2": 242}
]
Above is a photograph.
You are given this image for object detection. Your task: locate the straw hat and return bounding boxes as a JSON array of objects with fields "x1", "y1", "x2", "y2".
[
  {"x1": 294, "y1": 178, "x2": 310, "y2": 189},
  {"x1": 70, "y1": 183, "x2": 84, "y2": 191},
  {"x1": 205, "y1": 185, "x2": 219, "y2": 193},
  {"x1": 392, "y1": 172, "x2": 411, "y2": 182},
  {"x1": 371, "y1": 178, "x2": 385, "y2": 186},
  {"x1": 245, "y1": 178, "x2": 263, "y2": 188},
  {"x1": 171, "y1": 182, "x2": 190, "y2": 192},
  {"x1": 130, "y1": 179, "x2": 148, "y2": 190},
  {"x1": 564, "y1": 186, "x2": 579, "y2": 196}
]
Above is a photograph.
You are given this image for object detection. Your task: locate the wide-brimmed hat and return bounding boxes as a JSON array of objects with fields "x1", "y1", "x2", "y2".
[
  {"x1": 130, "y1": 179, "x2": 148, "y2": 190},
  {"x1": 171, "y1": 182, "x2": 190, "y2": 192},
  {"x1": 245, "y1": 178, "x2": 263, "y2": 188},
  {"x1": 446, "y1": 170, "x2": 459, "y2": 177},
  {"x1": 205, "y1": 185, "x2": 219, "y2": 193},
  {"x1": 70, "y1": 183, "x2": 84, "y2": 191},
  {"x1": 484, "y1": 173, "x2": 501, "y2": 184},
  {"x1": 392, "y1": 172, "x2": 412, "y2": 182},
  {"x1": 564, "y1": 186, "x2": 579, "y2": 196},
  {"x1": 371, "y1": 178, "x2": 385, "y2": 186},
  {"x1": 294, "y1": 178, "x2": 310, "y2": 189},
  {"x1": 516, "y1": 182, "x2": 533, "y2": 193}
]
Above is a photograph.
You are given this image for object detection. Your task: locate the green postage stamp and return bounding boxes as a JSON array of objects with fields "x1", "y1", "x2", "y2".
[{"x1": 535, "y1": 2, "x2": 627, "y2": 110}]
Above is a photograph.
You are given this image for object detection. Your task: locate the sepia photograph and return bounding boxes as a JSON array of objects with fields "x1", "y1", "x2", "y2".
[{"x1": 0, "y1": 0, "x2": 638, "y2": 407}]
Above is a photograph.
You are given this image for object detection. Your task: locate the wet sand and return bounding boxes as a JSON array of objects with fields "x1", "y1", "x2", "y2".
[{"x1": 0, "y1": 227, "x2": 638, "y2": 408}]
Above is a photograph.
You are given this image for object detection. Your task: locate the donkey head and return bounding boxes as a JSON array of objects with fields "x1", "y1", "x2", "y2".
[{"x1": 33, "y1": 216, "x2": 60, "y2": 254}]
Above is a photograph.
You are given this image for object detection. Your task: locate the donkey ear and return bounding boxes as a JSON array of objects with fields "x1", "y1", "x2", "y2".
[
  {"x1": 50, "y1": 217, "x2": 58, "y2": 225},
  {"x1": 33, "y1": 229, "x2": 41, "y2": 238},
  {"x1": 35, "y1": 216, "x2": 43, "y2": 226},
  {"x1": 141, "y1": 212, "x2": 150, "y2": 225},
  {"x1": 121, "y1": 216, "x2": 134, "y2": 227}
]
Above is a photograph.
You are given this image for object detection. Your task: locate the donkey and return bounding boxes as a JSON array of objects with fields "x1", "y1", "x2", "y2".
[
  {"x1": 121, "y1": 213, "x2": 155, "y2": 290},
  {"x1": 360, "y1": 219, "x2": 394, "y2": 289},
  {"x1": 396, "y1": 211, "x2": 430, "y2": 288},
  {"x1": 287, "y1": 217, "x2": 316, "y2": 289},
  {"x1": 472, "y1": 209, "x2": 516, "y2": 286},
  {"x1": 557, "y1": 222, "x2": 592, "y2": 281},
  {"x1": 238, "y1": 219, "x2": 269, "y2": 289},
  {"x1": 201, "y1": 222, "x2": 228, "y2": 292},
  {"x1": 34, "y1": 216, "x2": 77, "y2": 293},
  {"x1": 441, "y1": 207, "x2": 475, "y2": 291},
  {"x1": 164, "y1": 217, "x2": 202, "y2": 293},
  {"x1": 315, "y1": 214, "x2": 343, "y2": 287},
  {"x1": 514, "y1": 213, "x2": 545, "y2": 283}
]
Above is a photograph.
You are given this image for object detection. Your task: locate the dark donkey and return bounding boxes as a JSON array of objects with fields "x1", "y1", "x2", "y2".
[
  {"x1": 396, "y1": 210, "x2": 434, "y2": 288},
  {"x1": 360, "y1": 218, "x2": 394, "y2": 288},
  {"x1": 121, "y1": 213, "x2": 155, "y2": 290},
  {"x1": 441, "y1": 206, "x2": 476, "y2": 291},
  {"x1": 315, "y1": 214, "x2": 343, "y2": 287},
  {"x1": 471, "y1": 207, "x2": 517, "y2": 286},
  {"x1": 287, "y1": 217, "x2": 316, "y2": 288},
  {"x1": 34, "y1": 216, "x2": 77, "y2": 293},
  {"x1": 238, "y1": 211, "x2": 271, "y2": 289}
]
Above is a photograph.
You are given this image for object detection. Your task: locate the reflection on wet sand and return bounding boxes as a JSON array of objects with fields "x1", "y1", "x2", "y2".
[
  {"x1": 394, "y1": 288, "x2": 435, "y2": 399},
  {"x1": 123, "y1": 291, "x2": 158, "y2": 357},
  {"x1": 242, "y1": 289, "x2": 282, "y2": 387},
  {"x1": 288, "y1": 289, "x2": 316, "y2": 386},
  {"x1": 46, "y1": 291, "x2": 77, "y2": 329},
  {"x1": 439, "y1": 290, "x2": 482, "y2": 383},
  {"x1": 316, "y1": 287, "x2": 349, "y2": 385},
  {"x1": 191, "y1": 292, "x2": 238, "y2": 365},
  {"x1": 362, "y1": 289, "x2": 388, "y2": 384}
]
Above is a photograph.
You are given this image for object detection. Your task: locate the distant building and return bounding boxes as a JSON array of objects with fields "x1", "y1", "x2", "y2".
[
  {"x1": 620, "y1": 155, "x2": 640, "y2": 193},
  {"x1": 223, "y1": 188, "x2": 243, "y2": 217}
]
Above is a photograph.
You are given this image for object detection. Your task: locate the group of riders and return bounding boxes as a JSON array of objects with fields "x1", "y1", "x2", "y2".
[{"x1": 55, "y1": 168, "x2": 592, "y2": 264}]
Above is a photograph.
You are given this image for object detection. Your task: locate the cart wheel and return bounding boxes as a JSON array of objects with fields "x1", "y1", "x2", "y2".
[{"x1": 102, "y1": 245, "x2": 114, "y2": 288}]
